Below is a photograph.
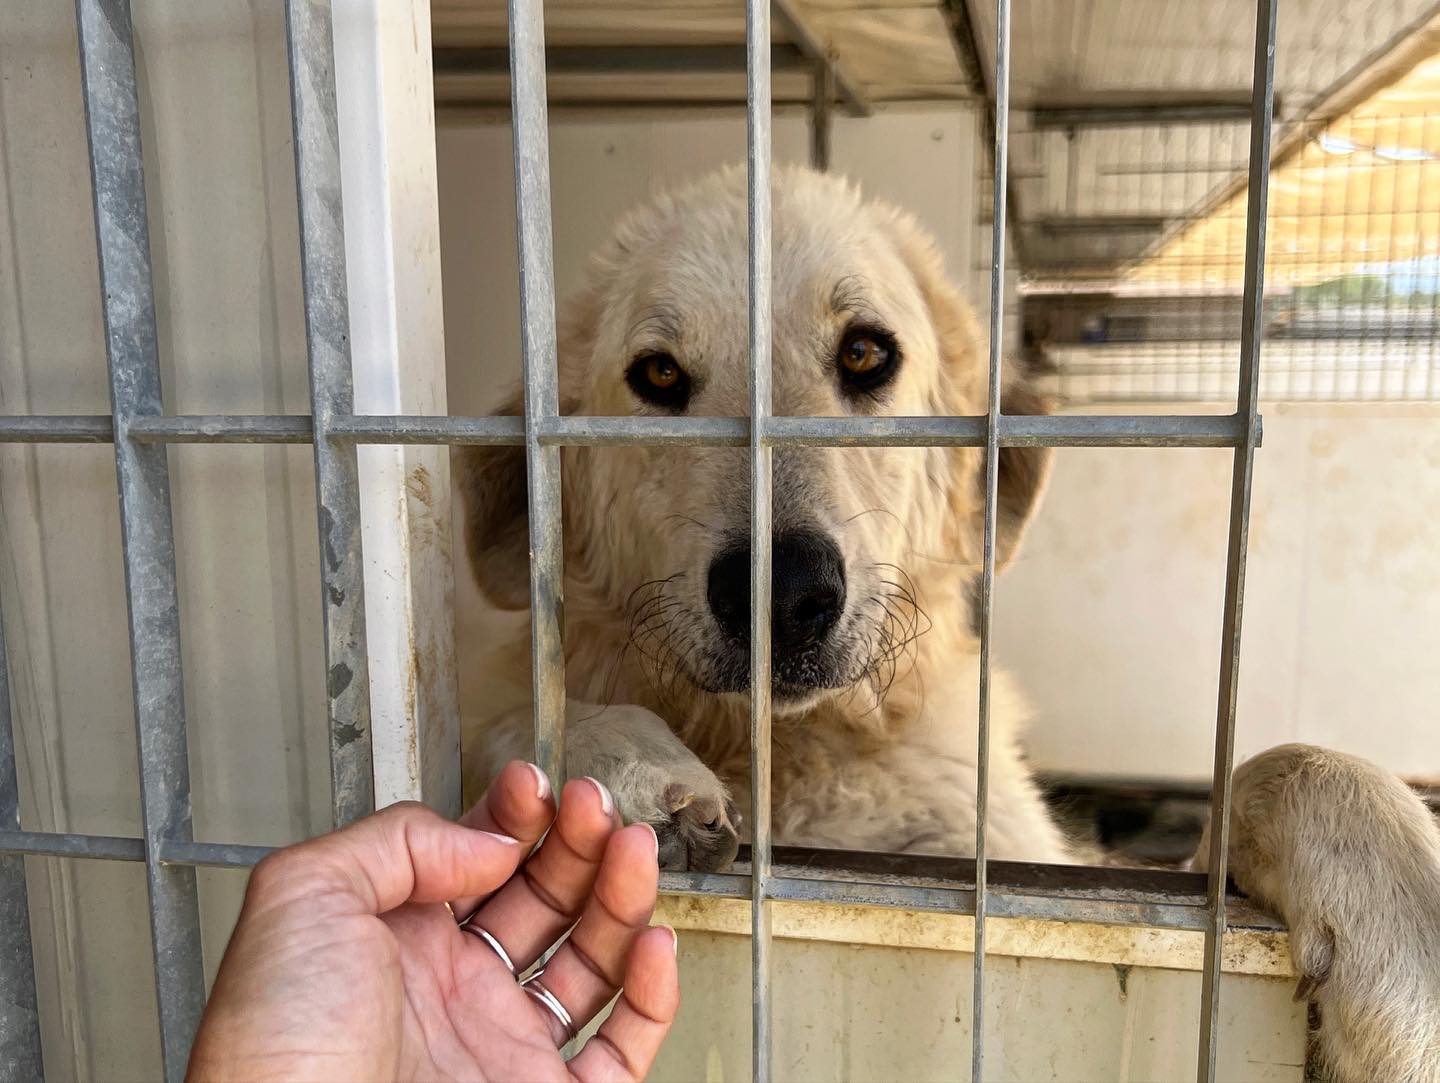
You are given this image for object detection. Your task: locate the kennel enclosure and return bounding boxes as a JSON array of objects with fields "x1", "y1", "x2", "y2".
[{"x1": 3, "y1": 0, "x2": 1438, "y2": 1080}]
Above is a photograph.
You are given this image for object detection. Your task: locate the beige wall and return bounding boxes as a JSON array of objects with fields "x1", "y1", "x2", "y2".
[
  {"x1": 1000, "y1": 402, "x2": 1440, "y2": 781},
  {"x1": 438, "y1": 105, "x2": 989, "y2": 416}
]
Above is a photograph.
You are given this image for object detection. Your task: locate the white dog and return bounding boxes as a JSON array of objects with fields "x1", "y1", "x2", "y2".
[{"x1": 457, "y1": 166, "x2": 1440, "y2": 1081}]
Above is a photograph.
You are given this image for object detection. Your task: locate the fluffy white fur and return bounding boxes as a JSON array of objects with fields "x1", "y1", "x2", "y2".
[{"x1": 456, "y1": 165, "x2": 1439, "y2": 1080}]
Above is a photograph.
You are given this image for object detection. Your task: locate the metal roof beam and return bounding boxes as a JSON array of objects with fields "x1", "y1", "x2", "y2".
[{"x1": 771, "y1": 0, "x2": 872, "y2": 116}]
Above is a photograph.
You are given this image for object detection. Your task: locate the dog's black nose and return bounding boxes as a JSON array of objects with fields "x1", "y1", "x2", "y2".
[{"x1": 706, "y1": 530, "x2": 847, "y2": 653}]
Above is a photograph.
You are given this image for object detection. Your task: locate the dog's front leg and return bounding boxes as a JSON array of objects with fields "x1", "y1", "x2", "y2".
[{"x1": 469, "y1": 700, "x2": 741, "y2": 872}]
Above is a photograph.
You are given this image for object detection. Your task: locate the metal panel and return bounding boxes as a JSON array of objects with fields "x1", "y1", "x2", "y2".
[
  {"x1": 747, "y1": 0, "x2": 775, "y2": 1078},
  {"x1": 74, "y1": 2, "x2": 207, "y2": 1077},
  {"x1": 285, "y1": 0, "x2": 375, "y2": 827},
  {"x1": 972, "y1": 0, "x2": 1012, "y2": 1076},
  {"x1": 1197, "y1": 1, "x2": 1277, "y2": 1080},
  {"x1": 0, "y1": 596, "x2": 43, "y2": 1083},
  {"x1": 507, "y1": 0, "x2": 568, "y2": 792}
]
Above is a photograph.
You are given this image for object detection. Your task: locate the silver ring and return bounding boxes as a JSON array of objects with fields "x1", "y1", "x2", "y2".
[
  {"x1": 459, "y1": 920, "x2": 517, "y2": 976},
  {"x1": 521, "y1": 969, "x2": 577, "y2": 1045}
]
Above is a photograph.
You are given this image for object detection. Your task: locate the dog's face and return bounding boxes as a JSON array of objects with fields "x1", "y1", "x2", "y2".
[{"x1": 461, "y1": 167, "x2": 1050, "y2": 717}]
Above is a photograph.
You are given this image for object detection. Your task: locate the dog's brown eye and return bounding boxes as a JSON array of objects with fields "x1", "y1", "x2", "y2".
[
  {"x1": 647, "y1": 355, "x2": 680, "y2": 389},
  {"x1": 842, "y1": 335, "x2": 886, "y2": 375},
  {"x1": 836, "y1": 326, "x2": 900, "y2": 396},
  {"x1": 625, "y1": 351, "x2": 692, "y2": 411}
]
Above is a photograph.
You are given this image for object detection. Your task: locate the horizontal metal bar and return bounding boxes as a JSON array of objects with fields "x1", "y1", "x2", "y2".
[
  {"x1": 434, "y1": 44, "x2": 809, "y2": 76},
  {"x1": 0, "y1": 830, "x2": 147, "y2": 862},
  {"x1": 765, "y1": 414, "x2": 1263, "y2": 448},
  {"x1": 0, "y1": 829, "x2": 1283, "y2": 932},
  {"x1": 1029, "y1": 97, "x2": 1261, "y2": 129},
  {"x1": 157, "y1": 840, "x2": 276, "y2": 869},
  {"x1": 131, "y1": 415, "x2": 313, "y2": 443},
  {"x1": 2, "y1": 413, "x2": 1264, "y2": 449},
  {"x1": 0, "y1": 416, "x2": 114, "y2": 443}
]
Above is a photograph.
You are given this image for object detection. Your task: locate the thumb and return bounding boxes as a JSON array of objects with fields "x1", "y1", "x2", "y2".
[{"x1": 252, "y1": 801, "x2": 526, "y2": 916}]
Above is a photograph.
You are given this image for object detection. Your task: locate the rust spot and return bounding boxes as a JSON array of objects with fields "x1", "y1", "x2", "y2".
[
  {"x1": 319, "y1": 507, "x2": 343, "y2": 572},
  {"x1": 407, "y1": 464, "x2": 433, "y2": 508},
  {"x1": 328, "y1": 662, "x2": 354, "y2": 699}
]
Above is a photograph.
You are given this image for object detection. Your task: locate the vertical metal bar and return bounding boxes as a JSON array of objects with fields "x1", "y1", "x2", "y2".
[
  {"x1": 810, "y1": 63, "x2": 833, "y2": 171},
  {"x1": 507, "y1": 0, "x2": 567, "y2": 790},
  {"x1": 747, "y1": 0, "x2": 774, "y2": 1078},
  {"x1": 74, "y1": 3, "x2": 206, "y2": 1075},
  {"x1": 972, "y1": 1, "x2": 1011, "y2": 1079},
  {"x1": 285, "y1": 0, "x2": 375, "y2": 826},
  {"x1": 0, "y1": 598, "x2": 43, "y2": 1080},
  {"x1": 1197, "y1": 1, "x2": 1276, "y2": 1079}
]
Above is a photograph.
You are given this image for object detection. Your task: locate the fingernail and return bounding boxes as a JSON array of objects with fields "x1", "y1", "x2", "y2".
[
  {"x1": 583, "y1": 776, "x2": 614, "y2": 817},
  {"x1": 665, "y1": 925, "x2": 679, "y2": 955},
  {"x1": 526, "y1": 762, "x2": 551, "y2": 801},
  {"x1": 479, "y1": 830, "x2": 520, "y2": 846},
  {"x1": 642, "y1": 821, "x2": 659, "y2": 859}
]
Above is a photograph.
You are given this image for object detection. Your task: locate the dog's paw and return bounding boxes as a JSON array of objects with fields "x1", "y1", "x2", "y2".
[
  {"x1": 564, "y1": 702, "x2": 742, "y2": 872},
  {"x1": 654, "y1": 782, "x2": 741, "y2": 873}
]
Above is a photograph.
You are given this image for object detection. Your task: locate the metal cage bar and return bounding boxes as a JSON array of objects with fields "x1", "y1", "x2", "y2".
[
  {"x1": 0, "y1": 827, "x2": 1290, "y2": 931},
  {"x1": 747, "y1": 0, "x2": 775, "y2": 1078},
  {"x1": 1197, "y1": 1, "x2": 1278, "y2": 1080},
  {"x1": 0, "y1": 591, "x2": 43, "y2": 1081},
  {"x1": 285, "y1": 0, "x2": 375, "y2": 828},
  {"x1": 74, "y1": 2, "x2": 207, "y2": 1076},
  {"x1": 508, "y1": 0, "x2": 568, "y2": 792},
  {"x1": 0, "y1": 0, "x2": 1287, "y2": 1076},
  {"x1": 972, "y1": 0, "x2": 1011, "y2": 1073},
  {"x1": 0, "y1": 412, "x2": 1263, "y2": 449}
]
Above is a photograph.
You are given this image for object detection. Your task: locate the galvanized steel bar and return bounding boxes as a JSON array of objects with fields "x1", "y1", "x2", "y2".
[
  {"x1": 0, "y1": 413, "x2": 1263, "y2": 449},
  {"x1": 0, "y1": 830, "x2": 149, "y2": 863},
  {"x1": 157, "y1": 840, "x2": 277, "y2": 870},
  {"x1": 285, "y1": 0, "x2": 375, "y2": 827},
  {"x1": 508, "y1": 0, "x2": 567, "y2": 791},
  {"x1": 0, "y1": 823, "x2": 1289, "y2": 933},
  {"x1": 1197, "y1": 1, "x2": 1277, "y2": 1079},
  {"x1": 74, "y1": 2, "x2": 207, "y2": 1075},
  {"x1": 0, "y1": 598, "x2": 43, "y2": 1081},
  {"x1": 747, "y1": 0, "x2": 775, "y2": 1076},
  {"x1": 130, "y1": 415, "x2": 313, "y2": 443},
  {"x1": 973, "y1": 1, "x2": 1012, "y2": 1077}
]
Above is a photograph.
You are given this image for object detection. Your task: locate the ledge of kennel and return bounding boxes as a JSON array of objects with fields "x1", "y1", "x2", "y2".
[{"x1": 647, "y1": 851, "x2": 1305, "y2": 1082}]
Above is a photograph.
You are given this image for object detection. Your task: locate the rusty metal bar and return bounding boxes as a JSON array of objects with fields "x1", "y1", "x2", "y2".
[{"x1": 285, "y1": 0, "x2": 375, "y2": 828}]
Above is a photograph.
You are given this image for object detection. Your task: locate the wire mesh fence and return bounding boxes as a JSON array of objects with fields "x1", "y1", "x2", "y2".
[{"x1": 1015, "y1": 13, "x2": 1440, "y2": 404}]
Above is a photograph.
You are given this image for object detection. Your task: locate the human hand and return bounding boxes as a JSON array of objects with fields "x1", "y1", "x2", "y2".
[{"x1": 186, "y1": 762, "x2": 678, "y2": 1081}]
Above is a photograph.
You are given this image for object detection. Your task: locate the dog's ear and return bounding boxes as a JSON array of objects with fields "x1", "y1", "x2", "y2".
[
  {"x1": 883, "y1": 204, "x2": 1052, "y2": 569},
  {"x1": 992, "y1": 380, "x2": 1053, "y2": 570},
  {"x1": 455, "y1": 394, "x2": 530, "y2": 610}
]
